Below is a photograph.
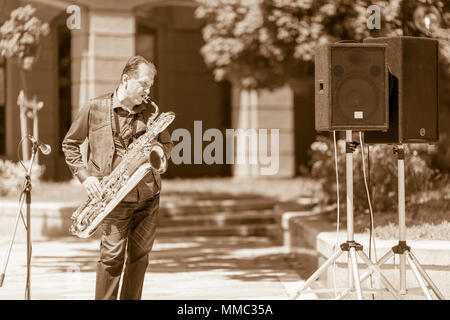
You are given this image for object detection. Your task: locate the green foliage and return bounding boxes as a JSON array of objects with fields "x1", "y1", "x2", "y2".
[
  {"x1": 0, "y1": 159, "x2": 44, "y2": 197},
  {"x1": 0, "y1": 4, "x2": 49, "y2": 70},
  {"x1": 308, "y1": 135, "x2": 439, "y2": 214}
]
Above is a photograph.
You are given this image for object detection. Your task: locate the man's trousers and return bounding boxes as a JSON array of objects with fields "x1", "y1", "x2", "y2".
[{"x1": 95, "y1": 196, "x2": 159, "y2": 300}]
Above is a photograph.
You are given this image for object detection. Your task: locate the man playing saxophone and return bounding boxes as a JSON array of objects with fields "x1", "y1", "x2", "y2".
[{"x1": 62, "y1": 55, "x2": 173, "y2": 300}]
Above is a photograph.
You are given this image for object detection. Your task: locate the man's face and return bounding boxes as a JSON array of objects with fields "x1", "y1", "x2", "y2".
[{"x1": 123, "y1": 64, "x2": 154, "y2": 106}]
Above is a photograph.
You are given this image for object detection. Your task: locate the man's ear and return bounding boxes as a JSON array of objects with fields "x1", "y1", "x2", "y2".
[{"x1": 121, "y1": 74, "x2": 129, "y2": 88}]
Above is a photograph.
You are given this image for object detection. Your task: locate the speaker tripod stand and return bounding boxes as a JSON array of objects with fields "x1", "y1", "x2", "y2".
[
  {"x1": 349, "y1": 144, "x2": 445, "y2": 300},
  {"x1": 292, "y1": 131, "x2": 401, "y2": 300}
]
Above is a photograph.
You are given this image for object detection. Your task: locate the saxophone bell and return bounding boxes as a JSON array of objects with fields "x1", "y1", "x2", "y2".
[
  {"x1": 144, "y1": 98, "x2": 167, "y2": 174},
  {"x1": 147, "y1": 142, "x2": 168, "y2": 174}
]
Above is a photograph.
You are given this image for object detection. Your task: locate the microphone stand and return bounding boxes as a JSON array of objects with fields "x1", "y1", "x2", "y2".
[{"x1": 0, "y1": 139, "x2": 39, "y2": 300}]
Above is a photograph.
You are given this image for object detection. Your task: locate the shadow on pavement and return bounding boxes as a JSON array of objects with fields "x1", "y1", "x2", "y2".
[{"x1": 16, "y1": 236, "x2": 316, "y2": 283}]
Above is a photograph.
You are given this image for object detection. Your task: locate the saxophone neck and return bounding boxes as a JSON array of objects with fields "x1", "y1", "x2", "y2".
[{"x1": 146, "y1": 97, "x2": 159, "y2": 124}]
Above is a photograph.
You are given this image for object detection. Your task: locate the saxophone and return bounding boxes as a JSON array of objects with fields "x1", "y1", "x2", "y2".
[{"x1": 69, "y1": 97, "x2": 175, "y2": 238}]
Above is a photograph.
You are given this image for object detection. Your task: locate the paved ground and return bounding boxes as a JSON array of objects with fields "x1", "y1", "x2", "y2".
[{"x1": 0, "y1": 235, "x2": 319, "y2": 300}]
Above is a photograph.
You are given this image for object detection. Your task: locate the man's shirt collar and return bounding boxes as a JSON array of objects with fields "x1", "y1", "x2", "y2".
[{"x1": 112, "y1": 89, "x2": 145, "y2": 115}]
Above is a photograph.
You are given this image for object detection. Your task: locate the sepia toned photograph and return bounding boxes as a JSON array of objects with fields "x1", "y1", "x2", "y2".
[{"x1": 0, "y1": 0, "x2": 448, "y2": 306}]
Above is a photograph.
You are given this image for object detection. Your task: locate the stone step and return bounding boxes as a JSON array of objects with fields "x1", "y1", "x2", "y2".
[
  {"x1": 157, "y1": 209, "x2": 276, "y2": 228},
  {"x1": 0, "y1": 197, "x2": 315, "y2": 239},
  {"x1": 159, "y1": 198, "x2": 277, "y2": 217},
  {"x1": 156, "y1": 223, "x2": 280, "y2": 238}
]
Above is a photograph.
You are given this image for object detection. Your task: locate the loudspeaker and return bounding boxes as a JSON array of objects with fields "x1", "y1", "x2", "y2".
[
  {"x1": 363, "y1": 36, "x2": 439, "y2": 144},
  {"x1": 315, "y1": 43, "x2": 388, "y2": 131}
]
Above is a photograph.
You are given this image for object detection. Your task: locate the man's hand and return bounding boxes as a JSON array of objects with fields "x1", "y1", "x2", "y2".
[{"x1": 82, "y1": 176, "x2": 102, "y2": 199}]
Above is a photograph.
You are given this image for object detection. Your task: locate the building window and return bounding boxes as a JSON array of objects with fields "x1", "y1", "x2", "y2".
[
  {"x1": 0, "y1": 56, "x2": 6, "y2": 155},
  {"x1": 58, "y1": 24, "x2": 71, "y2": 154}
]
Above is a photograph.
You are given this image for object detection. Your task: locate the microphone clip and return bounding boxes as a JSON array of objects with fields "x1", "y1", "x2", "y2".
[
  {"x1": 28, "y1": 135, "x2": 51, "y2": 155},
  {"x1": 346, "y1": 141, "x2": 360, "y2": 153}
]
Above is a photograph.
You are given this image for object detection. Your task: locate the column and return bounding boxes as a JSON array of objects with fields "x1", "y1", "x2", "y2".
[
  {"x1": 71, "y1": 7, "x2": 136, "y2": 116},
  {"x1": 231, "y1": 84, "x2": 295, "y2": 178}
]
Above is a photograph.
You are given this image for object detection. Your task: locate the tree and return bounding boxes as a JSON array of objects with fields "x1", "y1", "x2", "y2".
[
  {"x1": 195, "y1": 0, "x2": 280, "y2": 89},
  {"x1": 195, "y1": 0, "x2": 450, "y2": 175},
  {"x1": 195, "y1": 0, "x2": 450, "y2": 89},
  {"x1": 0, "y1": 5, "x2": 49, "y2": 161}
]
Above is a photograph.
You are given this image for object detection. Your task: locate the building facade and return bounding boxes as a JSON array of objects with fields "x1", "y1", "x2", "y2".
[{"x1": 0, "y1": 0, "x2": 314, "y2": 180}]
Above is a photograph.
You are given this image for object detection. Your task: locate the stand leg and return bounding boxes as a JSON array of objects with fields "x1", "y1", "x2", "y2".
[
  {"x1": 25, "y1": 187, "x2": 31, "y2": 300},
  {"x1": 337, "y1": 249, "x2": 401, "y2": 300},
  {"x1": 357, "y1": 251, "x2": 402, "y2": 300},
  {"x1": 333, "y1": 288, "x2": 350, "y2": 300},
  {"x1": 0, "y1": 145, "x2": 37, "y2": 299},
  {"x1": 0, "y1": 192, "x2": 27, "y2": 287},
  {"x1": 406, "y1": 251, "x2": 445, "y2": 300},
  {"x1": 359, "y1": 249, "x2": 394, "y2": 284},
  {"x1": 292, "y1": 249, "x2": 344, "y2": 299},
  {"x1": 349, "y1": 247, "x2": 362, "y2": 300},
  {"x1": 361, "y1": 247, "x2": 446, "y2": 300},
  {"x1": 404, "y1": 252, "x2": 432, "y2": 300}
]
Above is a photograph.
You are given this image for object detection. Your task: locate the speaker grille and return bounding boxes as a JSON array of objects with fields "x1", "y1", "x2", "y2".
[
  {"x1": 333, "y1": 73, "x2": 380, "y2": 124},
  {"x1": 331, "y1": 46, "x2": 387, "y2": 128}
]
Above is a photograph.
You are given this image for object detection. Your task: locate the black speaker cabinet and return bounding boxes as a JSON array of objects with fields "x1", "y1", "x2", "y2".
[
  {"x1": 363, "y1": 36, "x2": 439, "y2": 144},
  {"x1": 315, "y1": 43, "x2": 388, "y2": 131}
]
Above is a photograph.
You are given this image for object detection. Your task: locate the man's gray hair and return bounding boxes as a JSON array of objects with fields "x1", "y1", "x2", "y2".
[{"x1": 121, "y1": 55, "x2": 156, "y2": 80}]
